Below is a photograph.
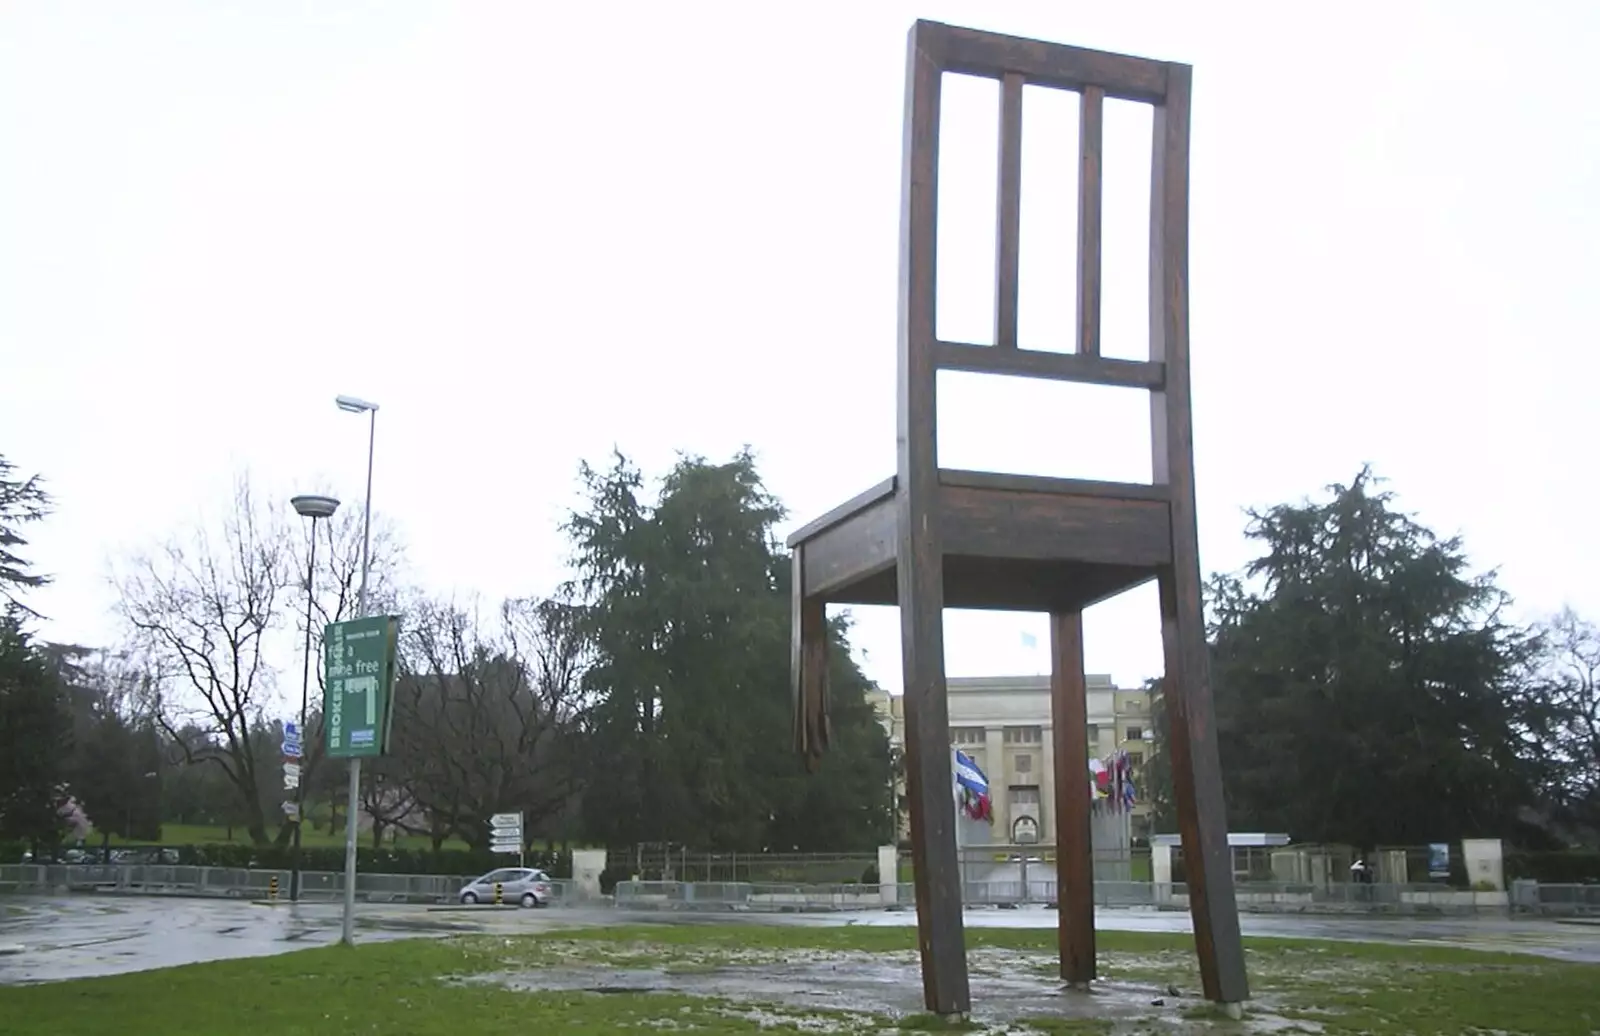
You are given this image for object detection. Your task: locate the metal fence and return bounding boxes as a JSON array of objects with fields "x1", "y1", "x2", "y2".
[
  {"x1": 1511, "y1": 880, "x2": 1600, "y2": 917},
  {"x1": 621, "y1": 848, "x2": 878, "y2": 885},
  {"x1": 7, "y1": 862, "x2": 1593, "y2": 918},
  {"x1": 0, "y1": 864, "x2": 578, "y2": 905},
  {"x1": 611, "y1": 877, "x2": 1543, "y2": 916}
]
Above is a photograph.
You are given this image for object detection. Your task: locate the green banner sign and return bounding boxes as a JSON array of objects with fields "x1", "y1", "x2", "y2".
[{"x1": 323, "y1": 615, "x2": 400, "y2": 758}]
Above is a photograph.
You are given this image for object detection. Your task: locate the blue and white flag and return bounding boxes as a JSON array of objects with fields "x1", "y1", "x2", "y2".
[{"x1": 953, "y1": 749, "x2": 993, "y2": 823}]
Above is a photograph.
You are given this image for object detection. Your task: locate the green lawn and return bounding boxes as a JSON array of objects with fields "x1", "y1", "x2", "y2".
[{"x1": 0, "y1": 924, "x2": 1593, "y2": 1034}]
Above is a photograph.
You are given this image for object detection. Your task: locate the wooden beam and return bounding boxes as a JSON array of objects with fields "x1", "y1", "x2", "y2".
[
  {"x1": 939, "y1": 484, "x2": 1171, "y2": 568},
  {"x1": 914, "y1": 20, "x2": 1169, "y2": 103},
  {"x1": 1050, "y1": 610, "x2": 1095, "y2": 985},
  {"x1": 1148, "y1": 61, "x2": 1249, "y2": 1007},
  {"x1": 790, "y1": 550, "x2": 830, "y2": 770},
  {"x1": 898, "y1": 23, "x2": 971, "y2": 1018},
  {"x1": 791, "y1": 549, "x2": 807, "y2": 760},
  {"x1": 939, "y1": 469, "x2": 1168, "y2": 501},
  {"x1": 934, "y1": 340, "x2": 1164, "y2": 388},
  {"x1": 786, "y1": 477, "x2": 896, "y2": 548},
  {"x1": 995, "y1": 71, "x2": 1023, "y2": 350},
  {"x1": 799, "y1": 592, "x2": 830, "y2": 772},
  {"x1": 799, "y1": 496, "x2": 897, "y2": 598},
  {"x1": 1076, "y1": 86, "x2": 1104, "y2": 357}
]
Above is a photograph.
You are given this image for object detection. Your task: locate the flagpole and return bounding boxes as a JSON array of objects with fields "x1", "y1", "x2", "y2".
[{"x1": 951, "y1": 746, "x2": 965, "y2": 902}]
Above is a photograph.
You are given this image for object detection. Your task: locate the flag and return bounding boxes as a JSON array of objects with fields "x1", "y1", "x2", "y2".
[{"x1": 953, "y1": 749, "x2": 993, "y2": 823}]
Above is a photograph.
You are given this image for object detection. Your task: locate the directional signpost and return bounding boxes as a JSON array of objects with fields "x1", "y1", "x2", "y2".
[
  {"x1": 281, "y1": 721, "x2": 303, "y2": 823},
  {"x1": 489, "y1": 812, "x2": 524, "y2": 868},
  {"x1": 323, "y1": 615, "x2": 400, "y2": 935}
]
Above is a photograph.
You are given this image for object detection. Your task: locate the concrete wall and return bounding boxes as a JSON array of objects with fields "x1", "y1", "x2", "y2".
[{"x1": 1462, "y1": 839, "x2": 1505, "y2": 891}]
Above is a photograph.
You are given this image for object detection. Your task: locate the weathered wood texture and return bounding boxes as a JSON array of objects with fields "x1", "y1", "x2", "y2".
[
  {"x1": 995, "y1": 71, "x2": 1023, "y2": 350},
  {"x1": 896, "y1": 24, "x2": 970, "y2": 1017},
  {"x1": 788, "y1": 18, "x2": 1249, "y2": 1013},
  {"x1": 1147, "y1": 62, "x2": 1249, "y2": 1005},
  {"x1": 791, "y1": 550, "x2": 831, "y2": 771},
  {"x1": 1051, "y1": 610, "x2": 1095, "y2": 984},
  {"x1": 1077, "y1": 86, "x2": 1104, "y2": 357}
]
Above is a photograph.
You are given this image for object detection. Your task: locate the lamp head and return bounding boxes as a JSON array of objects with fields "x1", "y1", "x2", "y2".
[
  {"x1": 291, "y1": 494, "x2": 341, "y2": 520},
  {"x1": 335, "y1": 394, "x2": 379, "y2": 414}
]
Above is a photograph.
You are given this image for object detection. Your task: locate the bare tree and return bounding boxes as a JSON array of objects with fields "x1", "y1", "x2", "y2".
[
  {"x1": 393, "y1": 594, "x2": 588, "y2": 848},
  {"x1": 1535, "y1": 608, "x2": 1600, "y2": 833},
  {"x1": 114, "y1": 477, "x2": 289, "y2": 845},
  {"x1": 283, "y1": 501, "x2": 404, "y2": 836}
]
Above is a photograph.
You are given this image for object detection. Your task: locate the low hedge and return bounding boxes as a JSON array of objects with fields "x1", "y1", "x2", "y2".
[
  {"x1": 15, "y1": 842, "x2": 572, "y2": 878},
  {"x1": 1505, "y1": 850, "x2": 1600, "y2": 884}
]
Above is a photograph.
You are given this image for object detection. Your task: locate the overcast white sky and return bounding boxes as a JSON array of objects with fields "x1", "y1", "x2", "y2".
[{"x1": 3, "y1": 1, "x2": 1596, "y2": 698}]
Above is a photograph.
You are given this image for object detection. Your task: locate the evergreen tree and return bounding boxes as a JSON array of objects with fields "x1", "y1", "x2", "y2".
[
  {"x1": 1149, "y1": 469, "x2": 1541, "y2": 847},
  {"x1": 0, "y1": 455, "x2": 51, "y2": 614},
  {"x1": 565, "y1": 449, "x2": 891, "y2": 851},
  {"x1": 0, "y1": 614, "x2": 74, "y2": 850},
  {"x1": 1218, "y1": 469, "x2": 1538, "y2": 844}
]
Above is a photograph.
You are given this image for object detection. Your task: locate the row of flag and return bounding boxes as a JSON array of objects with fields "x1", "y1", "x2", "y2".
[{"x1": 950, "y1": 747, "x2": 1137, "y2": 823}]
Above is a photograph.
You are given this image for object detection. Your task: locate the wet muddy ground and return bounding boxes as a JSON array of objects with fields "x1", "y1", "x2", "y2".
[
  {"x1": 1, "y1": 893, "x2": 1595, "y2": 987},
  {"x1": 456, "y1": 944, "x2": 1223, "y2": 1032}
]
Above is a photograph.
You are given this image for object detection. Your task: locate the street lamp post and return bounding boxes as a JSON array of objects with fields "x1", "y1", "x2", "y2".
[
  {"x1": 288, "y1": 494, "x2": 340, "y2": 903},
  {"x1": 334, "y1": 394, "x2": 378, "y2": 947}
]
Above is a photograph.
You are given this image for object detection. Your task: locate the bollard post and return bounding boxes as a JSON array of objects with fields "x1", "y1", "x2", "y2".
[
  {"x1": 494, "y1": 882, "x2": 503, "y2": 906},
  {"x1": 269, "y1": 875, "x2": 279, "y2": 903}
]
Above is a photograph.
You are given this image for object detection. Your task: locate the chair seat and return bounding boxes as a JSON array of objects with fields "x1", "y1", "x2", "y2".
[{"x1": 787, "y1": 470, "x2": 1172, "y2": 613}]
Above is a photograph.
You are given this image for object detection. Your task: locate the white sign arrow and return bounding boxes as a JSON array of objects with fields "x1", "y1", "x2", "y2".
[{"x1": 488, "y1": 813, "x2": 523, "y2": 829}]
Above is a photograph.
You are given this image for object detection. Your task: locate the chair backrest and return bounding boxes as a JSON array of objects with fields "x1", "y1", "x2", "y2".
[{"x1": 895, "y1": 20, "x2": 1195, "y2": 492}]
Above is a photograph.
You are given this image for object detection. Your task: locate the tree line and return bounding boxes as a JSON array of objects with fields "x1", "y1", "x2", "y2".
[
  {"x1": 4, "y1": 451, "x2": 1596, "y2": 862},
  {"x1": 0, "y1": 449, "x2": 895, "y2": 859}
]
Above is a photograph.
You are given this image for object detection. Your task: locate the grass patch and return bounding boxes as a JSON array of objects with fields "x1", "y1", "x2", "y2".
[
  {"x1": 897, "y1": 1012, "x2": 979, "y2": 1031},
  {"x1": 0, "y1": 923, "x2": 1595, "y2": 1034}
]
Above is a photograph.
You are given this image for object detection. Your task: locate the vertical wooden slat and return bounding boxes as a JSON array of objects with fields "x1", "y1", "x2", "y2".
[
  {"x1": 898, "y1": 23, "x2": 971, "y2": 1019},
  {"x1": 994, "y1": 71, "x2": 1024, "y2": 349},
  {"x1": 1050, "y1": 610, "x2": 1095, "y2": 985},
  {"x1": 791, "y1": 549, "x2": 808, "y2": 759},
  {"x1": 1076, "y1": 86, "x2": 1104, "y2": 357},
  {"x1": 792, "y1": 547, "x2": 831, "y2": 772},
  {"x1": 1148, "y1": 62, "x2": 1250, "y2": 1007}
]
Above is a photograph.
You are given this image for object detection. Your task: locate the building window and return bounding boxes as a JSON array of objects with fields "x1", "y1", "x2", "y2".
[
  {"x1": 1009, "y1": 785, "x2": 1041, "y2": 805},
  {"x1": 950, "y1": 727, "x2": 984, "y2": 745},
  {"x1": 1003, "y1": 725, "x2": 1042, "y2": 744},
  {"x1": 1125, "y1": 726, "x2": 1144, "y2": 742},
  {"x1": 1086, "y1": 723, "x2": 1099, "y2": 744},
  {"x1": 1127, "y1": 750, "x2": 1144, "y2": 767},
  {"x1": 1014, "y1": 753, "x2": 1032, "y2": 774}
]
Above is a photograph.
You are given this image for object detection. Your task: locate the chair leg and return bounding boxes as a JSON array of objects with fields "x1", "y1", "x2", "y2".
[
  {"x1": 790, "y1": 549, "x2": 830, "y2": 770},
  {"x1": 898, "y1": 551, "x2": 970, "y2": 1016},
  {"x1": 1159, "y1": 572, "x2": 1249, "y2": 1005},
  {"x1": 1050, "y1": 609, "x2": 1095, "y2": 986}
]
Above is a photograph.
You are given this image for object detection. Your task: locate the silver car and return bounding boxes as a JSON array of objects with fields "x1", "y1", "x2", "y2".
[{"x1": 457, "y1": 867, "x2": 553, "y2": 907}]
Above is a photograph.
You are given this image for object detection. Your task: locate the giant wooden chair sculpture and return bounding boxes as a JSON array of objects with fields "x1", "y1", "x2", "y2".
[{"x1": 791, "y1": 20, "x2": 1248, "y2": 1019}]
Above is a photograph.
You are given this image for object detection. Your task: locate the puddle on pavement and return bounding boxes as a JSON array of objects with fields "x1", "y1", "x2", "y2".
[{"x1": 453, "y1": 947, "x2": 1298, "y2": 1033}]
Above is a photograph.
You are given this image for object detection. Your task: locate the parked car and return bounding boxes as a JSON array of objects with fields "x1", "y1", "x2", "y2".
[
  {"x1": 457, "y1": 867, "x2": 553, "y2": 907},
  {"x1": 19, "y1": 847, "x2": 94, "y2": 864},
  {"x1": 111, "y1": 847, "x2": 180, "y2": 865}
]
